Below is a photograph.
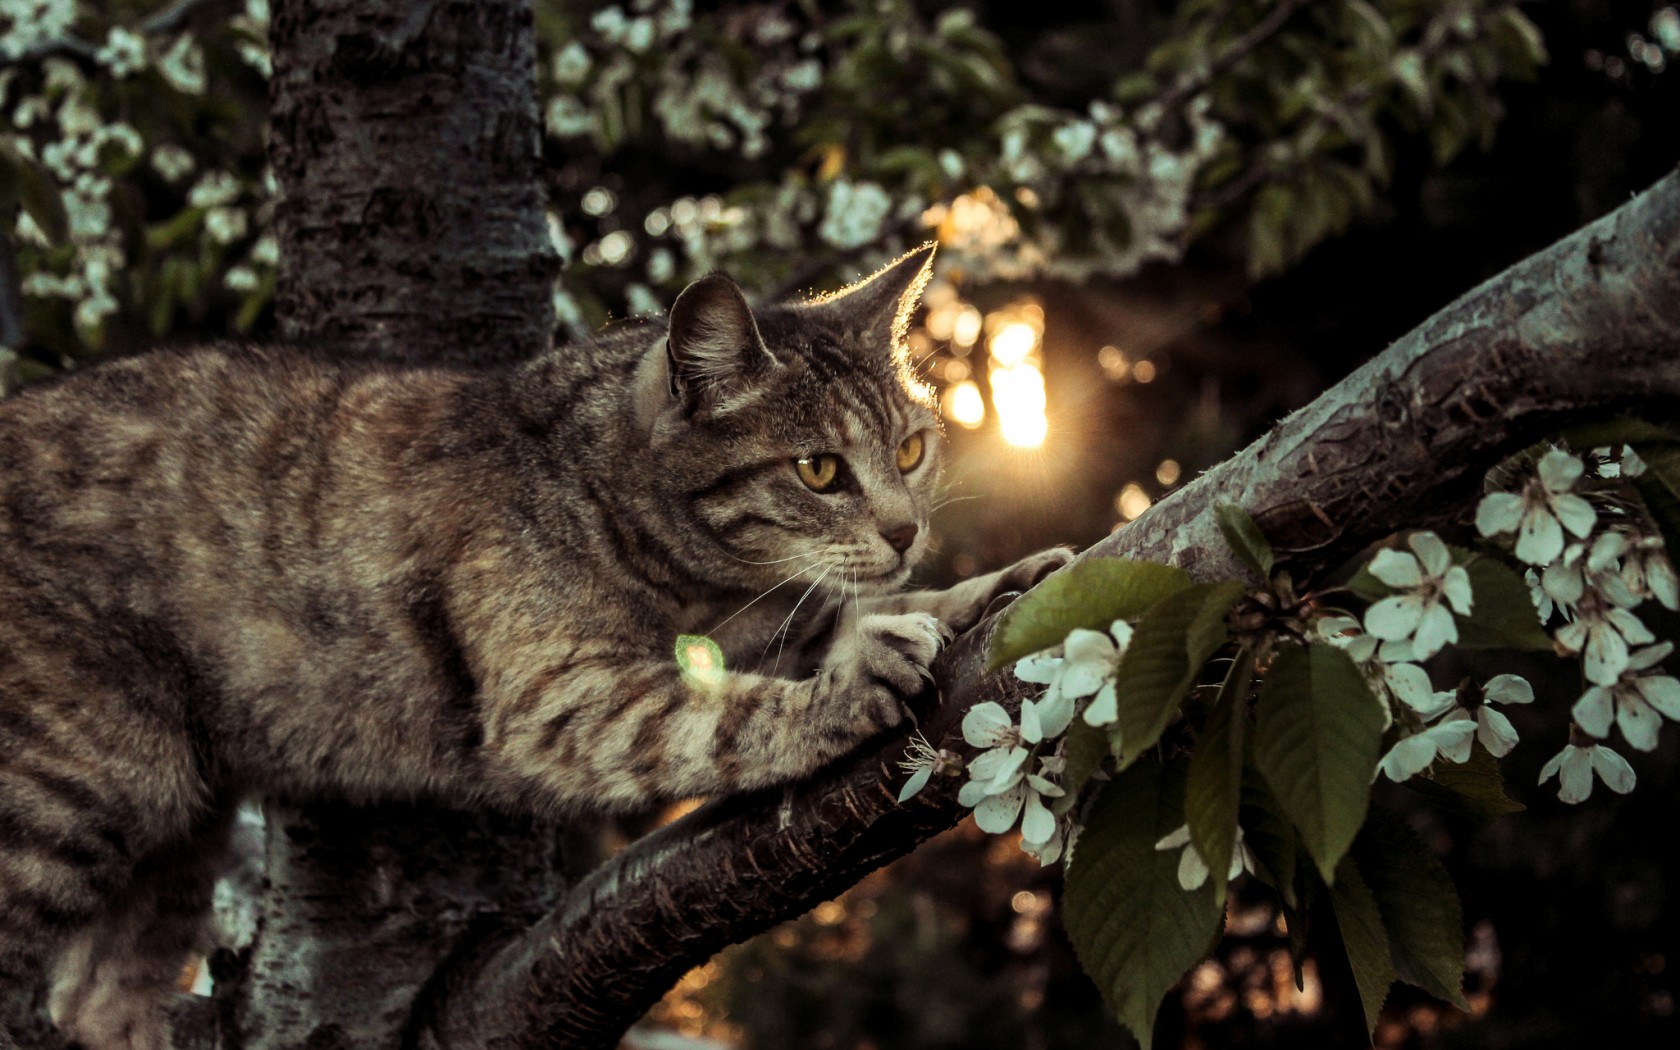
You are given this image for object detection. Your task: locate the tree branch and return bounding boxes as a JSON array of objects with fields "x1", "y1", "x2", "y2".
[{"x1": 419, "y1": 168, "x2": 1680, "y2": 1050}]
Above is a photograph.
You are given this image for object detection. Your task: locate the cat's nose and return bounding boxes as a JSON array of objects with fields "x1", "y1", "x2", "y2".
[{"x1": 879, "y1": 522, "x2": 918, "y2": 554}]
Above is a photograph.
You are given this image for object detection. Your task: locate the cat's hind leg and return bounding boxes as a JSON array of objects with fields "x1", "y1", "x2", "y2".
[{"x1": 47, "y1": 808, "x2": 233, "y2": 1050}]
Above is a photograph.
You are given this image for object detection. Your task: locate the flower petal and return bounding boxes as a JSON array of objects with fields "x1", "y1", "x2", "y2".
[
  {"x1": 1108, "y1": 620, "x2": 1134, "y2": 649},
  {"x1": 1379, "y1": 734, "x2": 1440, "y2": 782},
  {"x1": 1369, "y1": 549, "x2": 1424, "y2": 589},
  {"x1": 1476, "y1": 492, "x2": 1525, "y2": 537},
  {"x1": 1433, "y1": 718, "x2": 1477, "y2": 763},
  {"x1": 897, "y1": 765, "x2": 933, "y2": 803},
  {"x1": 962, "y1": 701, "x2": 1015, "y2": 747},
  {"x1": 1442, "y1": 566, "x2": 1474, "y2": 616},
  {"x1": 1014, "y1": 652, "x2": 1063, "y2": 685},
  {"x1": 1646, "y1": 555, "x2": 1679, "y2": 610},
  {"x1": 1607, "y1": 607, "x2": 1655, "y2": 646},
  {"x1": 1177, "y1": 845, "x2": 1210, "y2": 891},
  {"x1": 958, "y1": 779, "x2": 991, "y2": 807},
  {"x1": 1063, "y1": 627, "x2": 1118, "y2": 665},
  {"x1": 1572, "y1": 686, "x2": 1614, "y2": 738},
  {"x1": 1036, "y1": 688, "x2": 1077, "y2": 739},
  {"x1": 1584, "y1": 623, "x2": 1631, "y2": 686},
  {"x1": 1538, "y1": 746, "x2": 1569, "y2": 785},
  {"x1": 1019, "y1": 699, "x2": 1044, "y2": 744},
  {"x1": 1551, "y1": 493, "x2": 1598, "y2": 539},
  {"x1": 1634, "y1": 675, "x2": 1680, "y2": 720},
  {"x1": 1477, "y1": 707, "x2": 1519, "y2": 758},
  {"x1": 973, "y1": 784, "x2": 1026, "y2": 833},
  {"x1": 1483, "y1": 673, "x2": 1534, "y2": 705},
  {"x1": 1615, "y1": 691, "x2": 1661, "y2": 752},
  {"x1": 1588, "y1": 532, "x2": 1627, "y2": 572},
  {"x1": 1628, "y1": 641, "x2": 1675, "y2": 671},
  {"x1": 1409, "y1": 531, "x2": 1451, "y2": 577},
  {"x1": 1589, "y1": 745, "x2": 1636, "y2": 794},
  {"x1": 1558, "y1": 748, "x2": 1594, "y2": 803},
  {"x1": 1384, "y1": 662, "x2": 1435, "y2": 712},
  {"x1": 1083, "y1": 681, "x2": 1118, "y2": 727},
  {"x1": 1537, "y1": 449, "x2": 1584, "y2": 492},
  {"x1": 1021, "y1": 791, "x2": 1058, "y2": 845},
  {"x1": 1154, "y1": 824, "x2": 1192, "y2": 850},
  {"x1": 1410, "y1": 603, "x2": 1459, "y2": 661},
  {"x1": 1515, "y1": 505, "x2": 1565, "y2": 566},
  {"x1": 1541, "y1": 561, "x2": 1585, "y2": 606},
  {"x1": 1365, "y1": 594, "x2": 1424, "y2": 641}
]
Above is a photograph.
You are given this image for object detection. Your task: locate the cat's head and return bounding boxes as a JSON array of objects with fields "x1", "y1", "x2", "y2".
[{"x1": 645, "y1": 244, "x2": 943, "y2": 596}]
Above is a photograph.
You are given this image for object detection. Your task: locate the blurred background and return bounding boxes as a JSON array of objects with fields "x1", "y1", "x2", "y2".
[{"x1": 4, "y1": 0, "x2": 1679, "y2": 1046}]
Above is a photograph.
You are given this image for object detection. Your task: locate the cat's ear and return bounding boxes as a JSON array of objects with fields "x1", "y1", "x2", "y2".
[
  {"x1": 665, "y1": 274, "x2": 778, "y2": 404},
  {"x1": 804, "y1": 242, "x2": 936, "y2": 350}
]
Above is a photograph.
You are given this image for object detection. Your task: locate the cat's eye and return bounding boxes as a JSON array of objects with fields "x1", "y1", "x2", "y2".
[
  {"x1": 796, "y1": 453, "x2": 842, "y2": 492},
  {"x1": 896, "y1": 432, "x2": 925, "y2": 474}
]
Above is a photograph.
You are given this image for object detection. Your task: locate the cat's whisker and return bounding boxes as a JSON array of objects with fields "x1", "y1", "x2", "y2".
[
  {"x1": 721, "y1": 547, "x2": 833, "y2": 567},
  {"x1": 930, "y1": 493, "x2": 982, "y2": 513},
  {"x1": 764, "y1": 564, "x2": 834, "y2": 676},
  {"x1": 708, "y1": 560, "x2": 824, "y2": 634}
]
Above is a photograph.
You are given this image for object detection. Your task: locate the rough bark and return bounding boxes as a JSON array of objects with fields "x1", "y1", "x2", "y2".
[
  {"x1": 414, "y1": 168, "x2": 1680, "y2": 1049},
  {"x1": 268, "y1": 0, "x2": 557, "y2": 365},
  {"x1": 215, "y1": 2, "x2": 567, "y2": 1047}
]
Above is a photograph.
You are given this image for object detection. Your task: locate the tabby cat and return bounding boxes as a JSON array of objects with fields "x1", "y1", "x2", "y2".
[{"x1": 0, "y1": 245, "x2": 1068, "y2": 1048}]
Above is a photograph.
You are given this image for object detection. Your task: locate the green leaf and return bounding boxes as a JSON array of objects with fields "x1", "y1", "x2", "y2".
[
  {"x1": 1352, "y1": 812, "x2": 1469, "y2": 1010},
  {"x1": 1115, "y1": 581, "x2": 1245, "y2": 767},
  {"x1": 1632, "y1": 443, "x2": 1680, "y2": 559},
  {"x1": 1064, "y1": 760, "x2": 1224, "y2": 1050},
  {"x1": 1410, "y1": 740, "x2": 1525, "y2": 819},
  {"x1": 988, "y1": 558, "x2": 1190, "y2": 671},
  {"x1": 1215, "y1": 504, "x2": 1273, "y2": 577},
  {"x1": 0, "y1": 144, "x2": 69, "y2": 242},
  {"x1": 1185, "y1": 647, "x2": 1253, "y2": 906},
  {"x1": 1329, "y1": 856, "x2": 1395, "y2": 1035},
  {"x1": 1239, "y1": 770, "x2": 1300, "y2": 907},
  {"x1": 1254, "y1": 643, "x2": 1385, "y2": 882},
  {"x1": 1453, "y1": 552, "x2": 1551, "y2": 651},
  {"x1": 1053, "y1": 720, "x2": 1109, "y2": 816}
]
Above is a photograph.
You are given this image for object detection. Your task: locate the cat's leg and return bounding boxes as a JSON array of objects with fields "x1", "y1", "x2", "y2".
[
  {"x1": 47, "y1": 809, "x2": 233, "y2": 1050},
  {"x1": 490, "y1": 611, "x2": 947, "y2": 809},
  {"x1": 864, "y1": 546, "x2": 1074, "y2": 634}
]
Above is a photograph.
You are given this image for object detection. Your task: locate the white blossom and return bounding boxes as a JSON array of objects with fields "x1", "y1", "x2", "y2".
[
  {"x1": 1538, "y1": 742, "x2": 1636, "y2": 803},
  {"x1": 1377, "y1": 715, "x2": 1475, "y2": 782},
  {"x1": 1016, "y1": 620, "x2": 1132, "y2": 732},
  {"x1": 1555, "y1": 600, "x2": 1656, "y2": 686},
  {"x1": 962, "y1": 752, "x2": 1065, "y2": 843},
  {"x1": 1154, "y1": 824, "x2": 1255, "y2": 891},
  {"x1": 1467, "y1": 673, "x2": 1534, "y2": 756},
  {"x1": 1621, "y1": 535, "x2": 1679, "y2": 611},
  {"x1": 817, "y1": 179, "x2": 891, "y2": 250},
  {"x1": 1572, "y1": 643, "x2": 1680, "y2": 751},
  {"x1": 896, "y1": 732, "x2": 961, "y2": 803},
  {"x1": 1315, "y1": 615, "x2": 1430, "y2": 724},
  {"x1": 206, "y1": 207, "x2": 248, "y2": 244},
  {"x1": 96, "y1": 28, "x2": 147, "y2": 78},
  {"x1": 1476, "y1": 449, "x2": 1598, "y2": 565},
  {"x1": 1363, "y1": 532, "x2": 1472, "y2": 660},
  {"x1": 158, "y1": 34, "x2": 207, "y2": 94}
]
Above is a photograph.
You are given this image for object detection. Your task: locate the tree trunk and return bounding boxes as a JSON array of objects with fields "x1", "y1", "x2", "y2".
[
  {"x1": 203, "y1": 1, "x2": 565, "y2": 1046},
  {"x1": 268, "y1": 0, "x2": 557, "y2": 366}
]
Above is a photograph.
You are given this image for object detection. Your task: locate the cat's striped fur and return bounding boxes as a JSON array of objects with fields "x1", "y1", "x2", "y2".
[{"x1": 0, "y1": 246, "x2": 1069, "y2": 1048}]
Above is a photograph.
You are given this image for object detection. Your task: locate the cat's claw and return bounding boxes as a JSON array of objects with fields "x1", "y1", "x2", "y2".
[{"x1": 821, "y1": 611, "x2": 946, "y2": 737}]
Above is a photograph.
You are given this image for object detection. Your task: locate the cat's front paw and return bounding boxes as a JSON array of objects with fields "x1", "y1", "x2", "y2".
[
  {"x1": 992, "y1": 546, "x2": 1075, "y2": 596},
  {"x1": 822, "y1": 611, "x2": 948, "y2": 735}
]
